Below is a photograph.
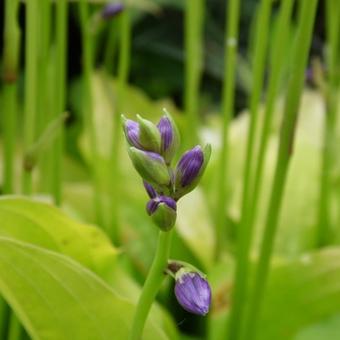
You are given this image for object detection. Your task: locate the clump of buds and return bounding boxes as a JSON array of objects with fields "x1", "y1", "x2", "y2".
[
  {"x1": 122, "y1": 109, "x2": 212, "y2": 317},
  {"x1": 167, "y1": 261, "x2": 211, "y2": 315},
  {"x1": 122, "y1": 109, "x2": 211, "y2": 231}
]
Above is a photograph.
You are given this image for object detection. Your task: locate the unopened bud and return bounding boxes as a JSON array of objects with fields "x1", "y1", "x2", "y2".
[
  {"x1": 157, "y1": 109, "x2": 180, "y2": 164},
  {"x1": 122, "y1": 115, "x2": 161, "y2": 153},
  {"x1": 174, "y1": 144, "x2": 211, "y2": 199},
  {"x1": 128, "y1": 147, "x2": 170, "y2": 187},
  {"x1": 174, "y1": 267, "x2": 211, "y2": 316},
  {"x1": 146, "y1": 196, "x2": 177, "y2": 231},
  {"x1": 137, "y1": 114, "x2": 161, "y2": 153}
]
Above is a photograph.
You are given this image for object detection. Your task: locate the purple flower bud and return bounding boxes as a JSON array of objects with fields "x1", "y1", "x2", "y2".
[
  {"x1": 158, "y1": 116, "x2": 173, "y2": 152},
  {"x1": 123, "y1": 119, "x2": 142, "y2": 149},
  {"x1": 176, "y1": 146, "x2": 204, "y2": 187},
  {"x1": 157, "y1": 110, "x2": 180, "y2": 164},
  {"x1": 146, "y1": 196, "x2": 176, "y2": 215},
  {"x1": 175, "y1": 271, "x2": 211, "y2": 316},
  {"x1": 143, "y1": 181, "x2": 157, "y2": 198},
  {"x1": 174, "y1": 144, "x2": 211, "y2": 200},
  {"x1": 101, "y1": 3, "x2": 124, "y2": 20}
]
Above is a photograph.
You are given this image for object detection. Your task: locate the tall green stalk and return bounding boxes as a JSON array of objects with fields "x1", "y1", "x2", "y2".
[
  {"x1": 3, "y1": 2, "x2": 24, "y2": 338},
  {"x1": 184, "y1": 0, "x2": 205, "y2": 146},
  {"x1": 37, "y1": 0, "x2": 52, "y2": 194},
  {"x1": 227, "y1": 1, "x2": 272, "y2": 339},
  {"x1": 50, "y1": 0, "x2": 68, "y2": 205},
  {"x1": 22, "y1": 0, "x2": 39, "y2": 195},
  {"x1": 215, "y1": 0, "x2": 240, "y2": 260},
  {"x1": 110, "y1": 9, "x2": 131, "y2": 243},
  {"x1": 317, "y1": 0, "x2": 340, "y2": 247},
  {"x1": 79, "y1": 0, "x2": 105, "y2": 228},
  {"x1": 242, "y1": 1, "x2": 318, "y2": 339},
  {"x1": 7, "y1": 315, "x2": 22, "y2": 340},
  {"x1": 2, "y1": 0, "x2": 20, "y2": 194},
  {"x1": 0, "y1": 298, "x2": 9, "y2": 339},
  {"x1": 247, "y1": 0, "x2": 295, "y2": 249},
  {"x1": 104, "y1": 20, "x2": 119, "y2": 73},
  {"x1": 129, "y1": 230, "x2": 173, "y2": 340},
  {"x1": 227, "y1": 1, "x2": 294, "y2": 338}
]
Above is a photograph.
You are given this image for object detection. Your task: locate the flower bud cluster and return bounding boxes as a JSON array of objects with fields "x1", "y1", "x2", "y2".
[{"x1": 122, "y1": 109, "x2": 211, "y2": 231}]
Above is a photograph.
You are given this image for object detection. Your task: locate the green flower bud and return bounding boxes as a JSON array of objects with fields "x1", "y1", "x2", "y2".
[
  {"x1": 136, "y1": 114, "x2": 162, "y2": 153},
  {"x1": 147, "y1": 196, "x2": 177, "y2": 231},
  {"x1": 127, "y1": 147, "x2": 171, "y2": 187}
]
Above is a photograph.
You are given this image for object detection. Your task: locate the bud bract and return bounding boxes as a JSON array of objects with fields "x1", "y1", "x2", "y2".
[
  {"x1": 174, "y1": 144, "x2": 211, "y2": 199},
  {"x1": 128, "y1": 147, "x2": 170, "y2": 187},
  {"x1": 157, "y1": 109, "x2": 180, "y2": 164},
  {"x1": 174, "y1": 268, "x2": 211, "y2": 316},
  {"x1": 146, "y1": 196, "x2": 177, "y2": 231}
]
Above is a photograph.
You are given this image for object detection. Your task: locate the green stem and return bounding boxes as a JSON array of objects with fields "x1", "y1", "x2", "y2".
[
  {"x1": 317, "y1": 0, "x2": 340, "y2": 247},
  {"x1": 104, "y1": 20, "x2": 119, "y2": 73},
  {"x1": 24, "y1": 113, "x2": 69, "y2": 171},
  {"x1": 129, "y1": 230, "x2": 173, "y2": 340},
  {"x1": 22, "y1": 0, "x2": 39, "y2": 195},
  {"x1": 2, "y1": 0, "x2": 20, "y2": 195},
  {"x1": 79, "y1": 0, "x2": 105, "y2": 228},
  {"x1": 227, "y1": 1, "x2": 294, "y2": 337},
  {"x1": 215, "y1": 0, "x2": 240, "y2": 260},
  {"x1": 184, "y1": 0, "x2": 205, "y2": 147},
  {"x1": 51, "y1": 0, "x2": 68, "y2": 205},
  {"x1": 227, "y1": 1, "x2": 272, "y2": 339},
  {"x1": 37, "y1": 0, "x2": 52, "y2": 194},
  {"x1": 247, "y1": 0, "x2": 294, "y2": 244},
  {"x1": 110, "y1": 9, "x2": 131, "y2": 243},
  {"x1": 0, "y1": 297, "x2": 9, "y2": 339},
  {"x1": 242, "y1": 2, "x2": 318, "y2": 339},
  {"x1": 6, "y1": 314, "x2": 22, "y2": 340}
]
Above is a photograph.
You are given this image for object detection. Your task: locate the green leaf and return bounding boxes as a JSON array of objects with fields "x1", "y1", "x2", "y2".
[
  {"x1": 258, "y1": 247, "x2": 340, "y2": 339},
  {"x1": 209, "y1": 247, "x2": 340, "y2": 340},
  {"x1": 0, "y1": 237, "x2": 167, "y2": 340},
  {"x1": 0, "y1": 196, "x2": 117, "y2": 276},
  {"x1": 294, "y1": 314, "x2": 340, "y2": 340},
  {"x1": 0, "y1": 197, "x2": 178, "y2": 339}
]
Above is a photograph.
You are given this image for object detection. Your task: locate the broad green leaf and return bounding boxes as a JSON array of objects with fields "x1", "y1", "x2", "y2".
[
  {"x1": 0, "y1": 197, "x2": 178, "y2": 339},
  {"x1": 0, "y1": 196, "x2": 117, "y2": 276},
  {"x1": 209, "y1": 247, "x2": 340, "y2": 340},
  {"x1": 0, "y1": 237, "x2": 167, "y2": 340},
  {"x1": 294, "y1": 314, "x2": 340, "y2": 340},
  {"x1": 258, "y1": 247, "x2": 340, "y2": 339}
]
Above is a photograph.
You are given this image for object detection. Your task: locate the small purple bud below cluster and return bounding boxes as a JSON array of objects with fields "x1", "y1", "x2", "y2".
[
  {"x1": 175, "y1": 272, "x2": 211, "y2": 316},
  {"x1": 101, "y1": 3, "x2": 124, "y2": 19},
  {"x1": 146, "y1": 196, "x2": 176, "y2": 215},
  {"x1": 157, "y1": 116, "x2": 173, "y2": 152},
  {"x1": 177, "y1": 146, "x2": 204, "y2": 187}
]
